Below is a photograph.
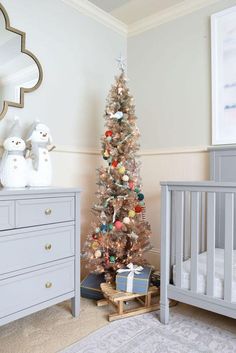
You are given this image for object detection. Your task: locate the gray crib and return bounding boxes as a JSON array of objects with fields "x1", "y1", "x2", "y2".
[{"x1": 160, "y1": 146, "x2": 236, "y2": 323}]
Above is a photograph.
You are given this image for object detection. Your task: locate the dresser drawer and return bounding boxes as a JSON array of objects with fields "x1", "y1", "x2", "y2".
[
  {"x1": 0, "y1": 225, "x2": 74, "y2": 275},
  {"x1": 15, "y1": 197, "x2": 75, "y2": 227},
  {"x1": 0, "y1": 260, "x2": 74, "y2": 318},
  {"x1": 0, "y1": 201, "x2": 15, "y2": 231}
]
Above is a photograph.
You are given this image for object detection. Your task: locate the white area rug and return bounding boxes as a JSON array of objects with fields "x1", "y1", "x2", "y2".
[{"x1": 60, "y1": 305, "x2": 236, "y2": 353}]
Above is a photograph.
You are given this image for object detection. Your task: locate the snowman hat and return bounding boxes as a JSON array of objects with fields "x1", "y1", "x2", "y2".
[
  {"x1": 26, "y1": 120, "x2": 52, "y2": 144},
  {"x1": 7, "y1": 116, "x2": 22, "y2": 138},
  {"x1": 25, "y1": 119, "x2": 40, "y2": 141}
]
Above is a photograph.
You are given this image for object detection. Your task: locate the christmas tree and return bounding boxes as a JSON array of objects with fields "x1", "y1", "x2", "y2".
[{"x1": 82, "y1": 59, "x2": 152, "y2": 282}]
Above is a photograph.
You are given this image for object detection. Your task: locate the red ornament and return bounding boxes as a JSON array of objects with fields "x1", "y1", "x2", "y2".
[
  {"x1": 115, "y1": 220, "x2": 123, "y2": 230},
  {"x1": 104, "y1": 252, "x2": 109, "y2": 265},
  {"x1": 135, "y1": 205, "x2": 143, "y2": 213},
  {"x1": 112, "y1": 160, "x2": 118, "y2": 168},
  {"x1": 105, "y1": 130, "x2": 113, "y2": 137},
  {"x1": 129, "y1": 181, "x2": 134, "y2": 190}
]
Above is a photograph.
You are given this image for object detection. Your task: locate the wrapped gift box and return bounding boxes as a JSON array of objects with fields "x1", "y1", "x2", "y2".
[
  {"x1": 151, "y1": 270, "x2": 160, "y2": 288},
  {"x1": 81, "y1": 273, "x2": 105, "y2": 300},
  {"x1": 116, "y1": 266, "x2": 152, "y2": 294}
]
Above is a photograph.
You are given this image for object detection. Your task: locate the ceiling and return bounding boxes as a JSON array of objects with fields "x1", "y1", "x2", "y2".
[
  {"x1": 88, "y1": 0, "x2": 184, "y2": 24},
  {"x1": 89, "y1": 0, "x2": 131, "y2": 13}
]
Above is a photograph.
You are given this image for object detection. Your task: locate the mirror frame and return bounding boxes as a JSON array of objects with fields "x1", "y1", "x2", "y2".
[{"x1": 0, "y1": 3, "x2": 43, "y2": 120}]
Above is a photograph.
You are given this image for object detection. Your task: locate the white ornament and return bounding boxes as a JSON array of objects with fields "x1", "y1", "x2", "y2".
[
  {"x1": 100, "y1": 211, "x2": 107, "y2": 220},
  {"x1": 0, "y1": 136, "x2": 27, "y2": 188},
  {"x1": 129, "y1": 231, "x2": 139, "y2": 241},
  {"x1": 122, "y1": 175, "x2": 129, "y2": 182},
  {"x1": 112, "y1": 111, "x2": 123, "y2": 120},
  {"x1": 26, "y1": 122, "x2": 53, "y2": 187},
  {"x1": 95, "y1": 250, "x2": 102, "y2": 258},
  {"x1": 123, "y1": 217, "x2": 130, "y2": 225}
]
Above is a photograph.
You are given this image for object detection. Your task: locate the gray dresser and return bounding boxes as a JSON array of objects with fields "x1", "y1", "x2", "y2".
[{"x1": 0, "y1": 187, "x2": 81, "y2": 326}]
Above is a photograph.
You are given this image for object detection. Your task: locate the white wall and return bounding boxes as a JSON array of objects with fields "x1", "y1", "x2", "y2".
[
  {"x1": 126, "y1": 1, "x2": 236, "y2": 267},
  {"x1": 128, "y1": 0, "x2": 236, "y2": 150},
  {"x1": 71, "y1": 0, "x2": 234, "y2": 272},
  {"x1": 0, "y1": 0, "x2": 126, "y2": 148},
  {"x1": 0, "y1": 0, "x2": 126, "y2": 275}
]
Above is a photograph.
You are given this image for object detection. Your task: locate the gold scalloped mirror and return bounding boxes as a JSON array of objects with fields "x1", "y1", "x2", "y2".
[{"x1": 0, "y1": 3, "x2": 43, "y2": 120}]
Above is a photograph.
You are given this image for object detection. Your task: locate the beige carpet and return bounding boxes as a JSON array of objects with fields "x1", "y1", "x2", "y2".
[
  {"x1": 0, "y1": 298, "x2": 109, "y2": 353},
  {"x1": 0, "y1": 299, "x2": 235, "y2": 353}
]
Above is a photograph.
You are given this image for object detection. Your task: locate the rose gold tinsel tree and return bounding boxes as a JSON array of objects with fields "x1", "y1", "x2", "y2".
[{"x1": 82, "y1": 61, "x2": 152, "y2": 282}]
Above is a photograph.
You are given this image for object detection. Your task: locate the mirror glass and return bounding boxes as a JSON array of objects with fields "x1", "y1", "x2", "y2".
[{"x1": 0, "y1": 5, "x2": 42, "y2": 119}]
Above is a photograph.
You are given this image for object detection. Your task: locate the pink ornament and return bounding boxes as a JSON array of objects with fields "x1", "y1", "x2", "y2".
[
  {"x1": 129, "y1": 181, "x2": 135, "y2": 190},
  {"x1": 115, "y1": 220, "x2": 123, "y2": 230}
]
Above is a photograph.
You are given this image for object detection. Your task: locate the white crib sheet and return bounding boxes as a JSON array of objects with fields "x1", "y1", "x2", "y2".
[{"x1": 173, "y1": 248, "x2": 236, "y2": 301}]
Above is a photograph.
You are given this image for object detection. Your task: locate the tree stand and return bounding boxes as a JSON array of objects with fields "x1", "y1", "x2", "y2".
[{"x1": 97, "y1": 283, "x2": 160, "y2": 322}]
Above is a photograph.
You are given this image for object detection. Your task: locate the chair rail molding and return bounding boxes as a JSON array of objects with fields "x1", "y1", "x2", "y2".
[
  {"x1": 54, "y1": 145, "x2": 209, "y2": 156},
  {"x1": 61, "y1": 0, "x2": 128, "y2": 36},
  {"x1": 148, "y1": 247, "x2": 160, "y2": 255},
  {"x1": 0, "y1": 144, "x2": 209, "y2": 156}
]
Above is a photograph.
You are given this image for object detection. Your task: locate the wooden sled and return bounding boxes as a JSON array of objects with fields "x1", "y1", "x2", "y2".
[{"x1": 97, "y1": 283, "x2": 160, "y2": 322}]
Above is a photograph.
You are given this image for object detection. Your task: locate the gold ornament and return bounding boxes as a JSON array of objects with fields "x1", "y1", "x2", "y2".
[
  {"x1": 92, "y1": 241, "x2": 99, "y2": 250},
  {"x1": 128, "y1": 210, "x2": 135, "y2": 218},
  {"x1": 118, "y1": 166, "x2": 125, "y2": 174}
]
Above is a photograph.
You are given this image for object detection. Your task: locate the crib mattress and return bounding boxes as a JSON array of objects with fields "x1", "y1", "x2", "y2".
[{"x1": 173, "y1": 248, "x2": 236, "y2": 301}]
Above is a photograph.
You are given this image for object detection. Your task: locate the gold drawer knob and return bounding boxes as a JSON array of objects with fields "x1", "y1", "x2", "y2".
[
  {"x1": 45, "y1": 243, "x2": 52, "y2": 251},
  {"x1": 45, "y1": 282, "x2": 52, "y2": 289},
  {"x1": 45, "y1": 208, "x2": 52, "y2": 216}
]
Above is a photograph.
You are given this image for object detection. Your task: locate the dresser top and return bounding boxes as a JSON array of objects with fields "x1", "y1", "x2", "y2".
[{"x1": 0, "y1": 186, "x2": 81, "y2": 196}]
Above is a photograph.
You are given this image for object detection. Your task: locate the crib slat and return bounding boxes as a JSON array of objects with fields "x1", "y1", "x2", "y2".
[
  {"x1": 184, "y1": 191, "x2": 191, "y2": 260},
  {"x1": 171, "y1": 192, "x2": 176, "y2": 266},
  {"x1": 190, "y1": 192, "x2": 200, "y2": 292},
  {"x1": 160, "y1": 185, "x2": 171, "y2": 324},
  {"x1": 224, "y1": 193, "x2": 234, "y2": 302},
  {"x1": 201, "y1": 193, "x2": 206, "y2": 252},
  {"x1": 206, "y1": 192, "x2": 216, "y2": 297},
  {"x1": 175, "y1": 191, "x2": 184, "y2": 288}
]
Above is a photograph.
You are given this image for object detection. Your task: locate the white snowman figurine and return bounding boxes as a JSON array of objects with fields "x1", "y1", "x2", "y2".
[
  {"x1": 0, "y1": 118, "x2": 27, "y2": 188},
  {"x1": 26, "y1": 121, "x2": 54, "y2": 187}
]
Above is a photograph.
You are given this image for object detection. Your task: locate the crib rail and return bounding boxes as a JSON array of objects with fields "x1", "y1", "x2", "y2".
[{"x1": 160, "y1": 181, "x2": 236, "y2": 323}]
